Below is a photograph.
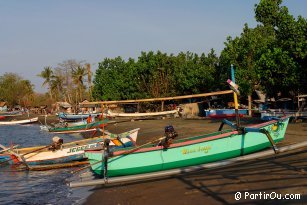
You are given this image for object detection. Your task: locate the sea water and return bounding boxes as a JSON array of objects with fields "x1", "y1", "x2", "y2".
[{"x1": 0, "y1": 124, "x2": 92, "y2": 205}]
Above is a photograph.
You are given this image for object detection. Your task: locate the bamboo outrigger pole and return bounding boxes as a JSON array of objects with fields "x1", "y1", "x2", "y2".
[{"x1": 79, "y1": 90, "x2": 234, "y2": 106}]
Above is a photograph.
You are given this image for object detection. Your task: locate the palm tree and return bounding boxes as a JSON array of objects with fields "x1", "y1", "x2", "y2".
[
  {"x1": 38, "y1": 66, "x2": 54, "y2": 99},
  {"x1": 72, "y1": 66, "x2": 87, "y2": 102},
  {"x1": 50, "y1": 74, "x2": 64, "y2": 101},
  {"x1": 86, "y1": 63, "x2": 93, "y2": 100}
]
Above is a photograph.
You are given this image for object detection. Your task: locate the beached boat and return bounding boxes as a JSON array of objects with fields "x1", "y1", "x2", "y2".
[
  {"x1": 0, "y1": 111, "x2": 22, "y2": 117},
  {"x1": 107, "y1": 110, "x2": 178, "y2": 118},
  {"x1": 58, "y1": 112, "x2": 101, "y2": 121},
  {"x1": 260, "y1": 109, "x2": 307, "y2": 121},
  {"x1": 0, "y1": 117, "x2": 38, "y2": 125},
  {"x1": 85, "y1": 117, "x2": 289, "y2": 177},
  {"x1": 205, "y1": 109, "x2": 248, "y2": 119},
  {"x1": 0, "y1": 116, "x2": 5, "y2": 120},
  {"x1": 3, "y1": 128, "x2": 140, "y2": 166},
  {"x1": 48, "y1": 119, "x2": 108, "y2": 134}
]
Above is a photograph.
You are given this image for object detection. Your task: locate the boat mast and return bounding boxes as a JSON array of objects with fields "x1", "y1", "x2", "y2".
[{"x1": 231, "y1": 65, "x2": 241, "y2": 128}]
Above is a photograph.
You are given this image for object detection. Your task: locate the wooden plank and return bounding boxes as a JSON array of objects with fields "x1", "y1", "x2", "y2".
[{"x1": 80, "y1": 90, "x2": 233, "y2": 105}]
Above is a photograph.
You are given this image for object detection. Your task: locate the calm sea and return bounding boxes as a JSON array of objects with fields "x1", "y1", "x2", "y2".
[{"x1": 0, "y1": 124, "x2": 93, "y2": 205}]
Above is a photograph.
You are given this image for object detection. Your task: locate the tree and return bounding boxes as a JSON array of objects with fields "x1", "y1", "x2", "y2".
[
  {"x1": 220, "y1": 0, "x2": 306, "y2": 100},
  {"x1": 0, "y1": 73, "x2": 34, "y2": 107},
  {"x1": 38, "y1": 66, "x2": 54, "y2": 99},
  {"x1": 255, "y1": 0, "x2": 307, "y2": 95},
  {"x1": 72, "y1": 66, "x2": 87, "y2": 102}
]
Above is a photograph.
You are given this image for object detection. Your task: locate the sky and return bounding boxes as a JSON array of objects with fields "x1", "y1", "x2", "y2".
[{"x1": 0, "y1": 0, "x2": 306, "y2": 93}]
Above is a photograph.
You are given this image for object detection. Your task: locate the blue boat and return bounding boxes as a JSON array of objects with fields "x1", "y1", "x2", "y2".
[{"x1": 205, "y1": 109, "x2": 248, "y2": 118}]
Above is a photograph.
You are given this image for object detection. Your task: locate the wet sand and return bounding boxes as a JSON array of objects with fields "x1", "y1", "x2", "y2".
[{"x1": 81, "y1": 118, "x2": 307, "y2": 205}]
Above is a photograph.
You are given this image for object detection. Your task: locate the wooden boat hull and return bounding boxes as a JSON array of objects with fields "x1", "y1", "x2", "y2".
[
  {"x1": 85, "y1": 117, "x2": 289, "y2": 177},
  {"x1": 0, "y1": 111, "x2": 22, "y2": 117},
  {"x1": 48, "y1": 120, "x2": 108, "y2": 133},
  {"x1": 209, "y1": 114, "x2": 244, "y2": 119},
  {"x1": 0, "y1": 117, "x2": 38, "y2": 125},
  {"x1": 205, "y1": 109, "x2": 248, "y2": 117},
  {"x1": 6, "y1": 128, "x2": 139, "y2": 166},
  {"x1": 107, "y1": 110, "x2": 178, "y2": 117},
  {"x1": 261, "y1": 109, "x2": 307, "y2": 121},
  {"x1": 58, "y1": 112, "x2": 101, "y2": 121}
]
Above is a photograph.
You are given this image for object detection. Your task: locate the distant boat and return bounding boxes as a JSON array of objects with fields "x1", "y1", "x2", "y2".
[
  {"x1": 58, "y1": 112, "x2": 101, "y2": 121},
  {"x1": 48, "y1": 119, "x2": 108, "y2": 134},
  {"x1": 205, "y1": 109, "x2": 248, "y2": 119},
  {"x1": 107, "y1": 110, "x2": 178, "y2": 118},
  {"x1": 261, "y1": 109, "x2": 307, "y2": 121},
  {"x1": 0, "y1": 111, "x2": 22, "y2": 117},
  {"x1": 0, "y1": 117, "x2": 38, "y2": 125}
]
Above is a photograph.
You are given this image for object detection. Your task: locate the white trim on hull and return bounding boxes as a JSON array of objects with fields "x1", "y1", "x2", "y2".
[{"x1": 108, "y1": 110, "x2": 178, "y2": 117}]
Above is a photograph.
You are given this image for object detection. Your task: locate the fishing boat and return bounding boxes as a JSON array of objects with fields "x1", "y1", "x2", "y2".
[
  {"x1": 205, "y1": 109, "x2": 248, "y2": 119},
  {"x1": 85, "y1": 117, "x2": 289, "y2": 177},
  {"x1": 58, "y1": 112, "x2": 101, "y2": 121},
  {"x1": 260, "y1": 109, "x2": 307, "y2": 121},
  {"x1": 2, "y1": 128, "x2": 140, "y2": 166},
  {"x1": 48, "y1": 119, "x2": 108, "y2": 134},
  {"x1": 0, "y1": 111, "x2": 22, "y2": 117},
  {"x1": 107, "y1": 110, "x2": 178, "y2": 118},
  {"x1": 0, "y1": 116, "x2": 5, "y2": 120},
  {"x1": 0, "y1": 117, "x2": 38, "y2": 125}
]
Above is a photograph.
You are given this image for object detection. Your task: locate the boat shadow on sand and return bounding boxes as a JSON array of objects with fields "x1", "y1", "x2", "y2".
[{"x1": 86, "y1": 148, "x2": 307, "y2": 204}]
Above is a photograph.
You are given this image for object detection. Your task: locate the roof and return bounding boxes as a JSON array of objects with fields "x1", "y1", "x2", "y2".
[
  {"x1": 56, "y1": 102, "x2": 72, "y2": 108},
  {"x1": 0, "y1": 102, "x2": 6, "y2": 107}
]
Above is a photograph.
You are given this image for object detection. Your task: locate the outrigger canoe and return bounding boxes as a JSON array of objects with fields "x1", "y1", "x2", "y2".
[
  {"x1": 3, "y1": 128, "x2": 139, "y2": 166},
  {"x1": 0, "y1": 117, "x2": 38, "y2": 125},
  {"x1": 48, "y1": 119, "x2": 108, "y2": 134},
  {"x1": 107, "y1": 110, "x2": 178, "y2": 118},
  {"x1": 58, "y1": 112, "x2": 101, "y2": 121},
  {"x1": 85, "y1": 117, "x2": 289, "y2": 177}
]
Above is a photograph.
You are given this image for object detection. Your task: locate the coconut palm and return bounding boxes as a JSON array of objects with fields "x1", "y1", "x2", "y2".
[
  {"x1": 50, "y1": 74, "x2": 64, "y2": 101},
  {"x1": 72, "y1": 66, "x2": 87, "y2": 102},
  {"x1": 38, "y1": 66, "x2": 54, "y2": 99}
]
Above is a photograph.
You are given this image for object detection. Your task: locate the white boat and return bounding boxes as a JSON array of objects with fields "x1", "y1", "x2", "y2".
[
  {"x1": 3, "y1": 128, "x2": 140, "y2": 166},
  {"x1": 107, "y1": 110, "x2": 178, "y2": 118},
  {"x1": 0, "y1": 117, "x2": 38, "y2": 125},
  {"x1": 260, "y1": 109, "x2": 307, "y2": 121}
]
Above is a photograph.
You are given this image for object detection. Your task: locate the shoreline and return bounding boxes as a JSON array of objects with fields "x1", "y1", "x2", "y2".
[{"x1": 2, "y1": 114, "x2": 306, "y2": 204}]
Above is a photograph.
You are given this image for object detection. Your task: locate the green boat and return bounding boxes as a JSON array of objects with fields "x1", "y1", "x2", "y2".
[
  {"x1": 48, "y1": 119, "x2": 109, "y2": 134},
  {"x1": 85, "y1": 117, "x2": 290, "y2": 177}
]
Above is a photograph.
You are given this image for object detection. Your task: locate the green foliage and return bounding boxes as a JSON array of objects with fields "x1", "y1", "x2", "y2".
[
  {"x1": 0, "y1": 73, "x2": 34, "y2": 107},
  {"x1": 220, "y1": 0, "x2": 307, "y2": 98},
  {"x1": 92, "y1": 51, "x2": 218, "y2": 100}
]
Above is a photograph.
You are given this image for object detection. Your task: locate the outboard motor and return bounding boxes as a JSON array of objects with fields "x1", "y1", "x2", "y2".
[
  {"x1": 160, "y1": 125, "x2": 178, "y2": 148},
  {"x1": 164, "y1": 125, "x2": 178, "y2": 140},
  {"x1": 49, "y1": 136, "x2": 64, "y2": 151}
]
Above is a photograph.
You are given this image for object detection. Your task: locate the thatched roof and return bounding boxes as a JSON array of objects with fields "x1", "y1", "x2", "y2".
[
  {"x1": 56, "y1": 102, "x2": 72, "y2": 108},
  {"x1": 0, "y1": 102, "x2": 7, "y2": 107}
]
